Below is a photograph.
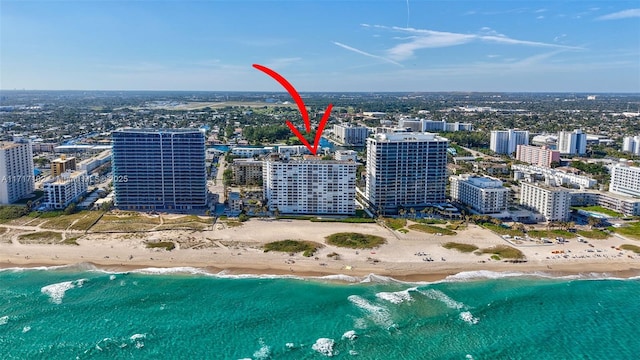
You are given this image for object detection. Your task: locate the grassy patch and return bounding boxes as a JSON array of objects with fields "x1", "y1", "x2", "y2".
[
  {"x1": 162, "y1": 215, "x2": 211, "y2": 224},
  {"x1": 415, "y1": 218, "x2": 447, "y2": 225},
  {"x1": 408, "y1": 224, "x2": 457, "y2": 235},
  {"x1": 446, "y1": 221, "x2": 467, "y2": 231},
  {"x1": 572, "y1": 206, "x2": 622, "y2": 218},
  {"x1": 383, "y1": 218, "x2": 407, "y2": 230},
  {"x1": 481, "y1": 245, "x2": 525, "y2": 260},
  {"x1": 443, "y1": 242, "x2": 479, "y2": 253},
  {"x1": 612, "y1": 221, "x2": 640, "y2": 240},
  {"x1": 620, "y1": 244, "x2": 640, "y2": 253},
  {"x1": 18, "y1": 231, "x2": 63, "y2": 244},
  {"x1": 156, "y1": 222, "x2": 209, "y2": 231},
  {"x1": 62, "y1": 237, "x2": 80, "y2": 246},
  {"x1": 0, "y1": 205, "x2": 30, "y2": 223},
  {"x1": 146, "y1": 241, "x2": 175, "y2": 251},
  {"x1": 577, "y1": 230, "x2": 610, "y2": 239},
  {"x1": 482, "y1": 223, "x2": 525, "y2": 237},
  {"x1": 264, "y1": 240, "x2": 323, "y2": 257},
  {"x1": 91, "y1": 212, "x2": 160, "y2": 232},
  {"x1": 225, "y1": 221, "x2": 244, "y2": 228},
  {"x1": 326, "y1": 232, "x2": 386, "y2": 249},
  {"x1": 527, "y1": 229, "x2": 577, "y2": 239},
  {"x1": 311, "y1": 217, "x2": 376, "y2": 223},
  {"x1": 398, "y1": 228, "x2": 409, "y2": 234}
]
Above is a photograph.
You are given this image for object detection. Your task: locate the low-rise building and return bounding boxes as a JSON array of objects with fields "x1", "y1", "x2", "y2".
[
  {"x1": 511, "y1": 164, "x2": 597, "y2": 189},
  {"x1": 450, "y1": 175, "x2": 509, "y2": 214},
  {"x1": 334, "y1": 150, "x2": 358, "y2": 162},
  {"x1": 42, "y1": 170, "x2": 88, "y2": 210},
  {"x1": 520, "y1": 182, "x2": 571, "y2": 222},
  {"x1": 515, "y1": 145, "x2": 560, "y2": 167}
]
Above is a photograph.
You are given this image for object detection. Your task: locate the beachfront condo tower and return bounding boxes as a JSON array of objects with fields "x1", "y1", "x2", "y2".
[
  {"x1": 364, "y1": 132, "x2": 448, "y2": 215},
  {"x1": 111, "y1": 129, "x2": 207, "y2": 211},
  {"x1": 0, "y1": 140, "x2": 35, "y2": 204}
]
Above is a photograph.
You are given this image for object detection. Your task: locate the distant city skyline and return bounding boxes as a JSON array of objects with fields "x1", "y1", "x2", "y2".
[{"x1": 1, "y1": 1, "x2": 639, "y2": 92}]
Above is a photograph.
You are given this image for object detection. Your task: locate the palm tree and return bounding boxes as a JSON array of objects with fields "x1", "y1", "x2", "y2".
[{"x1": 409, "y1": 208, "x2": 416, "y2": 219}]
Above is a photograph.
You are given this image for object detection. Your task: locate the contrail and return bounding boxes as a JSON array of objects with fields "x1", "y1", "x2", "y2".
[{"x1": 406, "y1": 0, "x2": 410, "y2": 27}]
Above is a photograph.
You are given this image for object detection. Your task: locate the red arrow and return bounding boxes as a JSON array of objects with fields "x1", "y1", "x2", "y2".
[{"x1": 253, "y1": 64, "x2": 332, "y2": 155}]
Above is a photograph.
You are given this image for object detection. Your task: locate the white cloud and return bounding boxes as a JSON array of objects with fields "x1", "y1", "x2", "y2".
[
  {"x1": 264, "y1": 57, "x2": 302, "y2": 69},
  {"x1": 332, "y1": 41, "x2": 403, "y2": 66},
  {"x1": 597, "y1": 8, "x2": 640, "y2": 20}
]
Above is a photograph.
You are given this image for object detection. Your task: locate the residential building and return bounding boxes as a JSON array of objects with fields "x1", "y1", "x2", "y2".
[
  {"x1": 77, "y1": 150, "x2": 111, "y2": 174},
  {"x1": 609, "y1": 163, "x2": 640, "y2": 198},
  {"x1": 111, "y1": 129, "x2": 207, "y2": 211},
  {"x1": 490, "y1": 130, "x2": 529, "y2": 155},
  {"x1": 231, "y1": 147, "x2": 272, "y2": 158},
  {"x1": 365, "y1": 132, "x2": 448, "y2": 214},
  {"x1": 571, "y1": 190, "x2": 640, "y2": 217},
  {"x1": 263, "y1": 160, "x2": 357, "y2": 215},
  {"x1": 51, "y1": 155, "x2": 77, "y2": 178},
  {"x1": 232, "y1": 159, "x2": 263, "y2": 185},
  {"x1": 557, "y1": 129, "x2": 587, "y2": 155},
  {"x1": 227, "y1": 192, "x2": 243, "y2": 212},
  {"x1": 520, "y1": 182, "x2": 571, "y2": 222},
  {"x1": 334, "y1": 150, "x2": 357, "y2": 162},
  {"x1": 333, "y1": 124, "x2": 370, "y2": 146},
  {"x1": 511, "y1": 164, "x2": 597, "y2": 189},
  {"x1": 277, "y1": 145, "x2": 310, "y2": 157},
  {"x1": 444, "y1": 122, "x2": 473, "y2": 132},
  {"x1": 398, "y1": 119, "x2": 472, "y2": 132},
  {"x1": 622, "y1": 135, "x2": 640, "y2": 156},
  {"x1": 0, "y1": 141, "x2": 35, "y2": 204},
  {"x1": 31, "y1": 142, "x2": 57, "y2": 153},
  {"x1": 449, "y1": 175, "x2": 509, "y2": 214},
  {"x1": 515, "y1": 145, "x2": 560, "y2": 167},
  {"x1": 42, "y1": 170, "x2": 88, "y2": 210}
]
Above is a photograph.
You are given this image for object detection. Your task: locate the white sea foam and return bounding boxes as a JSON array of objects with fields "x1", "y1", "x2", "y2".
[
  {"x1": 466, "y1": 355, "x2": 475, "y2": 359},
  {"x1": 444, "y1": 270, "x2": 624, "y2": 282},
  {"x1": 312, "y1": 338, "x2": 335, "y2": 357},
  {"x1": 285, "y1": 342, "x2": 295, "y2": 349},
  {"x1": 348, "y1": 295, "x2": 394, "y2": 328},
  {"x1": 349, "y1": 350, "x2": 359, "y2": 356},
  {"x1": 360, "y1": 273, "x2": 399, "y2": 284},
  {"x1": 419, "y1": 289, "x2": 465, "y2": 310},
  {"x1": 253, "y1": 341, "x2": 271, "y2": 360},
  {"x1": 0, "y1": 315, "x2": 8, "y2": 325},
  {"x1": 41, "y1": 279, "x2": 86, "y2": 304},
  {"x1": 459, "y1": 311, "x2": 479, "y2": 325},
  {"x1": 353, "y1": 317, "x2": 367, "y2": 329},
  {"x1": 22, "y1": 326, "x2": 31, "y2": 333},
  {"x1": 342, "y1": 330, "x2": 357, "y2": 340},
  {"x1": 375, "y1": 287, "x2": 416, "y2": 304},
  {"x1": 109, "y1": 274, "x2": 116, "y2": 280},
  {"x1": 130, "y1": 334, "x2": 146, "y2": 341},
  {"x1": 132, "y1": 267, "x2": 212, "y2": 276},
  {"x1": 317, "y1": 274, "x2": 360, "y2": 282}
]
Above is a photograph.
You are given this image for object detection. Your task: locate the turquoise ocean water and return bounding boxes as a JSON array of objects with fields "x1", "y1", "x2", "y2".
[{"x1": 1, "y1": 265, "x2": 638, "y2": 359}]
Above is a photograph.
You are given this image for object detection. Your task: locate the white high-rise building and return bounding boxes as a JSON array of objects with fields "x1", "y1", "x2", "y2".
[
  {"x1": 557, "y1": 129, "x2": 587, "y2": 155},
  {"x1": 490, "y1": 130, "x2": 529, "y2": 155},
  {"x1": 0, "y1": 141, "x2": 35, "y2": 204},
  {"x1": 333, "y1": 124, "x2": 370, "y2": 146},
  {"x1": 263, "y1": 160, "x2": 357, "y2": 215},
  {"x1": 42, "y1": 170, "x2": 88, "y2": 210},
  {"x1": 622, "y1": 135, "x2": 640, "y2": 155},
  {"x1": 609, "y1": 163, "x2": 640, "y2": 198},
  {"x1": 520, "y1": 182, "x2": 571, "y2": 222},
  {"x1": 365, "y1": 132, "x2": 448, "y2": 215},
  {"x1": 450, "y1": 175, "x2": 509, "y2": 214}
]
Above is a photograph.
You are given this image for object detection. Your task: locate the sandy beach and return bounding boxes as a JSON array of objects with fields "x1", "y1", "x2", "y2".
[{"x1": 1, "y1": 217, "x2": 639, "y2": 281}]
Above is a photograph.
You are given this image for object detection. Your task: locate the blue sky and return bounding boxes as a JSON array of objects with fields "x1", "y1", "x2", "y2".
[{"x1": 1, "y1": 1, "x2": 639, "y2": 92}]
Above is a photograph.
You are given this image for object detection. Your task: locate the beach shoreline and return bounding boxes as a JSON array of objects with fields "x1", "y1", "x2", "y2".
[{"x1": 2, "y1": 218, "x2": 640, "y2": 282}]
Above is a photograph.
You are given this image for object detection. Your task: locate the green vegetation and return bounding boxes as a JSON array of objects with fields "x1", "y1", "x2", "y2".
[
  {"x1": 39, "y1": 211, "x2": 103, "y2": 231},
  {"x1": 481, "y1": 223, "x2": 525, "y2": 237},
  {"x1": 238, "y1": 213, "x2": 250, "y2": 222},
  {"x1": 310, "y1": 217, "x2": 376, "y2": 223},
  {"x1": 572, "y1": 206, "x2": 622, "y2": 218},
  {"x1": 446, "y1": 221, "x2": 467, "y2": 231},
  {"x1": 383, "y1": 218, "x2": 407, "y2": 230},
  {"x1": 225, "y1": 220, "x2": 244, "y2": 228},
  {"x1": 62, "y1": 237, "x2": 80, "y2": 246},
  {"x1": 146, "y1": 241, "x2": 176, "y2": 251},
  {"x1": 18, "y1": 231, "x2": 63, "y2": 244},
  {"x1": 442, "y1": 242, "x2": 479, "y2": 253},
  {"x1": 0, "y1": 205, "x2": 30, "y2": 222},
  {"x1": 325, "y1": 232, "x2": 386, "y2": 249},
  {"x1": 620, "y1": 244, "x2": 640, "y2": 253},
  {"x1": 408, "y1": 224, "x2": 456, "y2": 235},
  {"x1": 577, "y1": 229, "x2": 610, "y2": 239},
  {"x1": 611, "y1": 221, "x2": 640, "y2": 240},
  {"x1": 263, "y1": 240, "x2": 323, "y2": 257},
  {"x1": 415, "y1": 218, "x2": 447, "y2": 225},
  {"x1": 91, "y1": 212, "x2": 161, "y2": 232},
  {"x1": 480, "y1": 245, "x2": 525, "y2": 260},
  {"x1": 528, "y1": 229, "x2": 577, "y2": 239}
]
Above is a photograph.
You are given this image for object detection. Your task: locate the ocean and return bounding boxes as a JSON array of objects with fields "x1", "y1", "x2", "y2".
[{"x1": 1, "y1": 265, "x2": 638, "y2": 359}]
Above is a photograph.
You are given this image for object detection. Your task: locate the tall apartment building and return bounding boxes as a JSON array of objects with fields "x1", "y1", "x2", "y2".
[
  {"x1": 557, "y1": 129, "x2": 587, "y2": 155},
  {"x1": 0, "y1": 141, "x2": 35, "y2": 204},
  {"x1": 112, "y1": 129, "x2": 207, "y2": 211},
  {"x1": 263, "y1": 160, "x2": 357, "y2": 215},
  {"x1": 609, "y1": 163, "x2": 640, "y2": 198},
  {"x1": 490, "y1": 130, "x2": 529, "y2": 155},
  {"x1": 51, "y1": 155, "x2": 76, "y2": 178},
  {"x1": 232, "y1": 159, "x2": 263, "y2": 185},
  {"x1": 449, "y1": 175, "x2": 509, "y2": 214},
  {"x1": 398, "y1": 119, "x2": 472, "y2": 132},
  {"x1": 333, "y1": 124, "x2": 370, "y2": 146},
  {"x1": 42, "y1": 170, "x2": 88, "y2": 209},
  {"x1": 365, "y1": 133, "x2": 448, "y2": 215},
  {"x1": 520, "y1": 182, "x2": 571, "y2": 222},
  {"x1": 622, "y1": 135, "x2": 640, "y2": 155},
  {"x1": 515, "y1": 145, "x2": 560, "y2": 167}
]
